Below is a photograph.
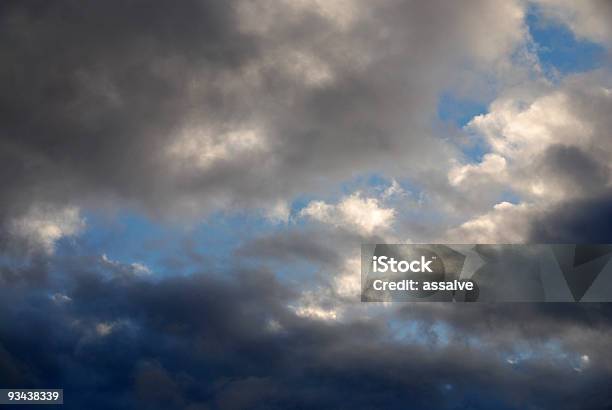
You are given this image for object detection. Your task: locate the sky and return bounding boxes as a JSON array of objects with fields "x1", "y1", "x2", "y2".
[{"x1": 1, "y1": 0, "x2": 612, "y2": 409}]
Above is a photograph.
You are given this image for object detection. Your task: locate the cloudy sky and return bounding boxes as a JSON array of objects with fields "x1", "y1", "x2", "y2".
[{"x1": 1, "y1": 0, "x2": 612, "y2": 408}]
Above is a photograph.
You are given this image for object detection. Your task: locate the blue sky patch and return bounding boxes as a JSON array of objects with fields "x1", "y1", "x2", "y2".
[{"x1": 527, "y1": 7, "x2": 606, "y2": 76}]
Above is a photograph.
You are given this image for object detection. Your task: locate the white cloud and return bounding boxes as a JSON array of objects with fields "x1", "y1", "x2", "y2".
[
  {"x1": 466, "y1": 92, "x2": 591, "y2": 162},
  {"x1": 446, "y1": 202, "x2": 536, "y2": 243},
  {"x1": 101, "y1": 254, "x2": 152, "y2": 276},
  {"x1": 381, "y1": 179, "x2": 404, "y2": 200},
  {"x1": 574, "y1": 354, "x2": 591, "y2": 372},
  {"x1": 50, "y1": 293, "x2": 73, "y2": 305},
  {"x1": 9, "y1": 205, "x2": 85, "y2": 254},
  {"x1": 446, "y1": 72, "x2": 612, "y2": 242},
  {"x1": 333, "y1": 256, "x2": 361, "y2": 299},
  {"x1": 95, "y1": 322, "x2": 116, "y2": 337},
  {"x1": 449, "y1": 153, "x2": 507, "y2": 186},
  {"x1": 293, "y1": 304, "x2": 339, "y2": 321},
  {"x1": 265, "y1": 200, "x2": 291, "y2": 224},
  {"x1": 467, "y1": 75, "x2": 611, "y2": 202},
  {"x1": 300, "y1": 192, "x2": 395, "y2": 235},
  {"x1": 130, "y1": 262, "x2": 152, "y2": 275},
  {"x1": 291, "y1": 289, "x2": 340, "y2": 321},
  {"x1": 167, "y1": 125, "x2": 268, "y2": 170}
]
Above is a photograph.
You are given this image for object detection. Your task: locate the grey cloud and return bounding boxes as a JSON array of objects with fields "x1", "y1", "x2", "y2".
[
  {"x1": 534, "y1": 144, "x2": 610, "y2": 197},
  {"x1": 529, "y1": 189, "x2": 612, "y2": 243},
  {"x1": 3, "y1": 3, "x2": 612, "y2": 409},
  {"x1": 235, "y1": 228, "x2": 342, "y2": 266},
  {"x1": 0, "y1": 0, "x2": 528, "y2": 233},
  {"x1": 1, "y1": 261, "x2": 612, "y2": 409}
]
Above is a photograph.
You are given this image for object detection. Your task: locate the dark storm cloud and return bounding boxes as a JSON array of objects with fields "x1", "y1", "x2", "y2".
[
  {"x1": 2, "y1": 262, "x2": 612, "y2": 409},
  {"x1": 399, "y1": 302, "x2": 612, "y2": 352},
  {"x1": 0, "y1": 256, "x2": 47, "y2": 286},
  {"x1": 529, "y1": 189, "x2": 612, "y2": 243},
  {"x1": 0, "y1": 0, "x2": 256, "y2": 214},
  {"x1": 533, "y1": 144, "x2": 610, "y2": 198},
  {"x1": 0, "y1": 0, "x2": 527, "y2": 233}
]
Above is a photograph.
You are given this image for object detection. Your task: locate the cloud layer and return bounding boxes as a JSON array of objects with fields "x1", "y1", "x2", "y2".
[
  {"x1": 0, "y1": 0, "x2": 531, "y2": 225},
  {"x1": 1, "y1": 1, "x2": 611, "y2": 409},
  {"x1": 2, "y1": 264, "x2": 612, "y2": 409}
]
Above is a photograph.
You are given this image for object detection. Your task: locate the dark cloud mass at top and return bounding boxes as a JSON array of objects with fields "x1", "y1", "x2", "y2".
[
  {"x1": 0, "y1": 0, "x2": 529, "y2": 222},
  {"x1": 1, "y1": 0, "x2": 612, "y2": 409},
  {"x1": 0, "y1": 0, "x2": 255, "y2": 216}
]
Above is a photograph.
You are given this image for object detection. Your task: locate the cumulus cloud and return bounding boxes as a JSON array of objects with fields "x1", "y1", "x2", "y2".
[
  {"x1": 447, "y1": 71, "x2": 612, "y2": 241},
  {"x1": 7, "y1": 205, "x2": 85, "y2": 254},
  {"x1": 300, "y1": 192, "x2": 395, "y2": 235},
  {"x1": 101, "y1": 254, "x2": 153, "y2": 277},
  {"x1": 291, "y1": 296, "x2": 339, "y2": 321},
  {"x1": 446, "y1": 202, "x2": 537, "y2": 243},
  {"x1": 333, "y1": 256, "x2": 362, "y2": 299},
  {"x1": 449, "y1": 153, "x2": 507, "y2": 187},
  {"x1": 461, "y1": 76, "x2": 611, "y2": 199},
  {"x1": 166, "y1": 125, "x2": 269, "y2": 171}
]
